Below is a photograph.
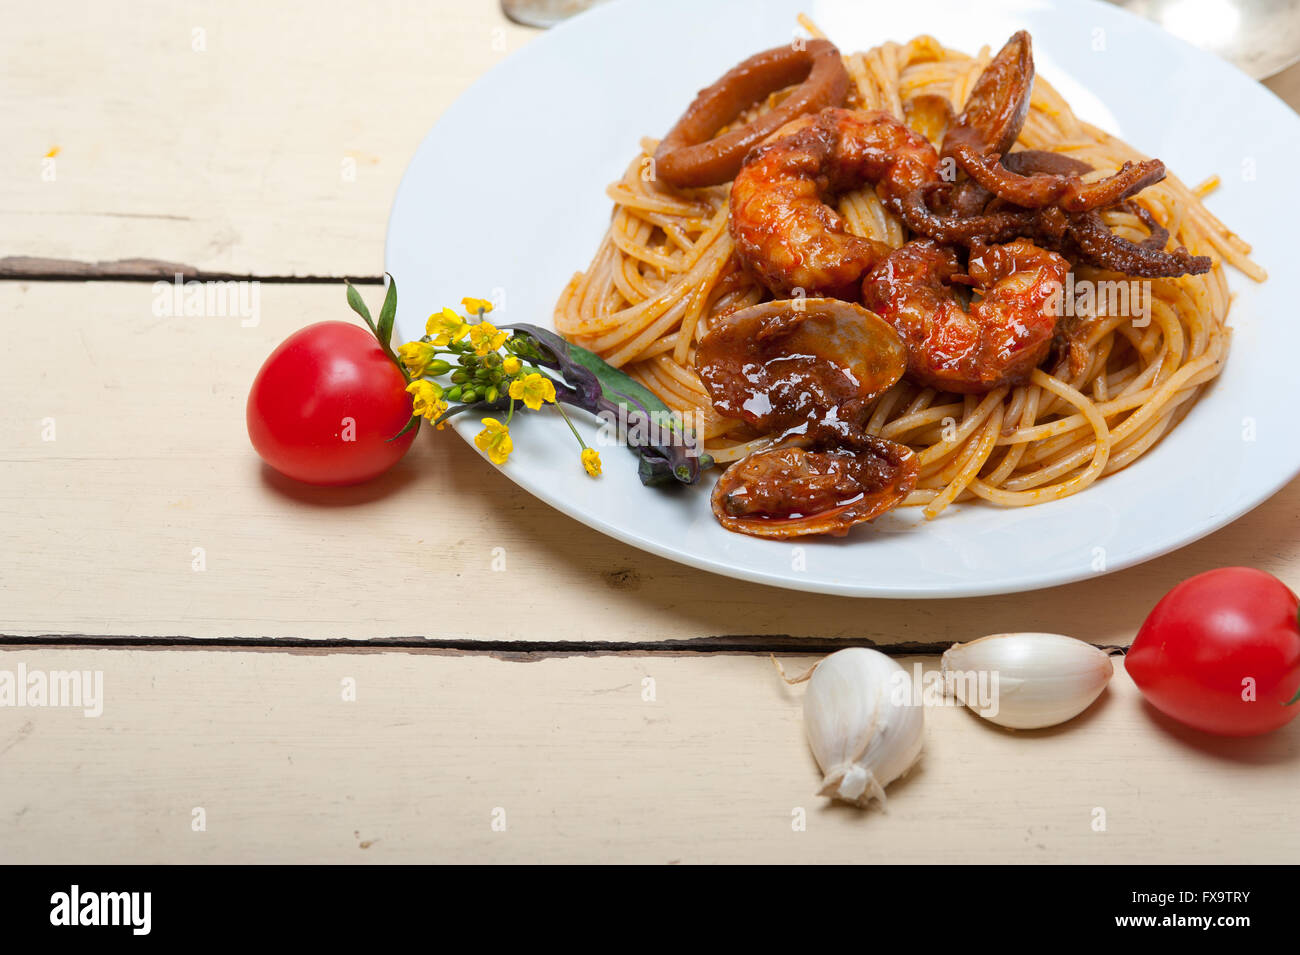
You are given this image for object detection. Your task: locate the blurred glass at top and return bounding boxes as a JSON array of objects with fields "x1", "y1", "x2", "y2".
[
  {"x1": 1107, "y1": 0, "x2": 1299, "y2": 78},
  {"x1": 501, "y1": 0, "x2": 607, "y2": 29},
  {"x1": 503, "y1": 0, "x2": 1298, "y2": 80}
]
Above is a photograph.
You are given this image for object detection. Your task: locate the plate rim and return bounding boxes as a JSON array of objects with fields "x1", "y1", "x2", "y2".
[{"x1": 385, "y1": 0, "x2": 1300, "y2": 598}]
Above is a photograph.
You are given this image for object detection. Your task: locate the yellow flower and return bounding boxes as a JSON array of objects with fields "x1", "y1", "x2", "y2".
[
  {"x1": 508, "y1": 372, "x2": 556, "y2": 411},
  {"x1": 426, "y1": 307, "x2": 468, "y2": 346},
  {"x1": 467, "y1": 321, "x2": 508, "y2": 356},
  {"x1": 462, "y1": 296, "x2": 494, "y2": 316},
  {"x1": 396, "y1": 341, "x2": 436, "y2": 377},
  {"x1": 406, "y1": 379, "x2": 446, "y2": 421},
  {"x1": 581, "y1": 448, "x2": 602, "y2": 477},
  {"x1": 502, "y1": 355, "x2": 521, "y2": 376},
  {"x1": 474, "y1": 417, "x2": 512, "y2": 466}
]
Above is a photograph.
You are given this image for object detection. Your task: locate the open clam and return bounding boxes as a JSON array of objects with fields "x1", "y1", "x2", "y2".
[
  {"x1": 696, "y1": 298, "x2": 908, "y2": 432},
  {"x1": 695, "y1": 298, "x2": 918, "y2": 539},
  {"x1": 710, "y1": 437, "x2": 917, "y2": 539}
]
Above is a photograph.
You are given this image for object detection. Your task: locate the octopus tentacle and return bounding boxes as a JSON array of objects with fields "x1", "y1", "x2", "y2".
[
  {"x1": 1120, "y1": 200, "x2": 1172, "y2": 250},
  {"x1": 941, "y1": 31, "x2": 1034, "y2": 160},
  {"x1": 955, "y1": 150, "x2": 1165, "y2": 212},
  {"x1": 1055, "y1": 211, "x2": 1212, "y2": 276},
  {"x1": 955, "y1": 147, "x2": 1071, "y2": 206},
  {"x1": 896, "y1": 189, "x2": 1037, "y2": 245},
  {"x1": 1002, "y1": 150, "x2": 1094, "y2": 177},
  {"x1": 1059, "y1": 159, "x2": 1167, "y2": 212}
]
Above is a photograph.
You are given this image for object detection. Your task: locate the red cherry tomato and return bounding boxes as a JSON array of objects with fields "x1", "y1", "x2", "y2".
[
  {"x1": 1126, "y1": 567, "x2": 1300, "y2": 736},
  {"x1": 247, "y1": 321, "x2": 416, "y2": 486}
]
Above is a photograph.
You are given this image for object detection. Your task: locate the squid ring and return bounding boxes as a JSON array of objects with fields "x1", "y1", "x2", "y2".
[{"x1": 653, "y1": 39, "x2": 850, "y2": 188}]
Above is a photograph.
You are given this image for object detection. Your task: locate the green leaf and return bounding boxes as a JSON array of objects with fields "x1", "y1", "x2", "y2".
[
  {"x1": 566, "y1": 348, "x2": 702, "y2": 444},
  {"x1": 564, "y1": 343, "x2": 673, "y2": 418},
  {"x1": 345, "y1": 282, "x2": 378, "y2": 336},
  {"x1": 347, "y1": 277, "x2": 410, "y2": 382},
  {"x1": 504, "y1": 322, "x2": 706, "y2": 486},
  {"x1": 377, "y1": 273, "x2": 398, "y2": 349},
  {"x1": 1284, "y1": 685, "x2": 1300, "y2": 706},
  {"x1": 388, "y1": 414, "x2": 421, "y2": 442}
]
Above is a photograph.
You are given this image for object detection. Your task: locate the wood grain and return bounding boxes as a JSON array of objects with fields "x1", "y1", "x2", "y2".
[
  {"x1": 0, "y1": 0, "x2": 536, "y2": 279},
  {"x1": 4, "y1": 279, "x2": 1300, "y2": 644},
  {"x1": 3, "y1": 1, "x2": 1294, "y2": 282},
  {"x1": 1264, "y1": 60, "x2": 1300, "y2": 108},
  {"x1": 3, "y1": 1, "x2": 1299, "y2": 865},
  {"x1": 1, "y1": 647, "x2": 1294, "y2": 863}
]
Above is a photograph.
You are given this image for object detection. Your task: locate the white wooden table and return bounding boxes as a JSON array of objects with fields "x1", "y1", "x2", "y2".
[{"x1": 3, "y1": 0, "x2": 1298, "y2": 863}]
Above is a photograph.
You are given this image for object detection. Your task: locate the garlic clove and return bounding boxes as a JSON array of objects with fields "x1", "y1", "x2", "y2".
[
  {"x1": 941, "y1": 632, "x2": 1113, "y2": 730},
  {"x1": 798, "y1": 648, "x2": 925, "y2": 808}
]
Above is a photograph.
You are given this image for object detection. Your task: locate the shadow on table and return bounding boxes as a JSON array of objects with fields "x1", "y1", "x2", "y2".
[
  {"x1": 435, "y1": 424, "x2": 1300, "y2": 650},
  {"x1": 1137, "y1": 699, "x2": 1299, "y2": 764},
  {"x1": 257, "y1": 458, "x2": 422, "y2": 507}
]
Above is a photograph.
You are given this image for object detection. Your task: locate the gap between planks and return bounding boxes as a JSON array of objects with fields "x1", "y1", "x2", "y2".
[
  {"x1": 0, "y1": 256, "x2": 383, "y2": 283},
  {"x1": 0, "y1": 634, "x2": 1131, "y2": 662}
]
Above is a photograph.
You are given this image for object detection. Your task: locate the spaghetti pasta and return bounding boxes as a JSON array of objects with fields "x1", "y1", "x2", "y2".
[{"x1": 554, "y1": 29, "x2": 1264, "y2": 520}]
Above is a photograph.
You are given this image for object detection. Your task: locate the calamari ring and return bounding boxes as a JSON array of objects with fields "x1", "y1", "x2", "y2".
[{"x1": 653, "y1": 39, "x2": 850, "y2": 189}]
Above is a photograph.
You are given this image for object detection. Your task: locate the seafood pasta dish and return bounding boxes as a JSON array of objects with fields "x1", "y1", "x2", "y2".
[{"x1": 555, "y1": 21, "x2": 1264, "y2": 539}]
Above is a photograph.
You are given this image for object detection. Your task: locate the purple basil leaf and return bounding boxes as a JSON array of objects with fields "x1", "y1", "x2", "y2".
[{"x1": 505, "y1": 323, "x2": 707, "y2": 486}]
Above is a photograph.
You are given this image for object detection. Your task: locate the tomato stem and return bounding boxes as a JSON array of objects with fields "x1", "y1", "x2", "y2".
[{"x1": 346, "y1": 278, "x2": 409, "y2": 383}]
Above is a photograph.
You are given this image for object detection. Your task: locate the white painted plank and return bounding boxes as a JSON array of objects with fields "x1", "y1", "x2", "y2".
[
  {"x1": 3, "y1": 3, "x2": 1297, "y2": 280},
  {"x1": 0, "y1": 648, "x2": 1293, "y2": 863},
  {"x1": 0, "y1": 0, "x2": 535, "y2": 277},
  {"x1": 4, "y1": 280, "x2": 1300, "y2": 642}
]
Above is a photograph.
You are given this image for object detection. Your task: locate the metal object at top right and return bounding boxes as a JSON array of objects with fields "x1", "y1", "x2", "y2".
[{"x1": 1110, "y1": 0, "x2": 1300, "y2": 79}]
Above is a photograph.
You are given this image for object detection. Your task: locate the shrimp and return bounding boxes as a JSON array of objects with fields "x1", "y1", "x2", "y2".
[
  {"x1": 722, "y1": 29, "x2": 1199, "y2": 400},
  {"x1": 727, "y1": 102, "x2": 1042, "y2": 296},
  {"x1": 861, "y1": 238, "x2": 1069, "y2": 394},
  {"x1": 728, "y1": 108, "x2": 940, "y2": 298},
  {"x1": 726, "y1": 30, "x2": 1049, "y2": 301},
  {"x1": 728, "y1": 28, "x2": 1207, "y2": 298}
]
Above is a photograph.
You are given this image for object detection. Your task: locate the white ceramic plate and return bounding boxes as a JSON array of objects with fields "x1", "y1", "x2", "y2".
[{"x1": 386, "y1": 0, "x2": 1300, "y2": 598}]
